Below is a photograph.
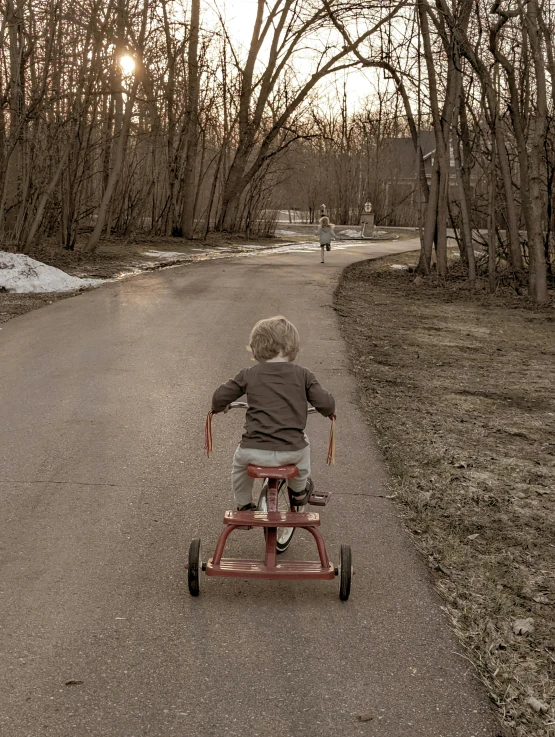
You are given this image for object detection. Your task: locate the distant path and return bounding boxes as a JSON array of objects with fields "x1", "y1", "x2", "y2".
[{"x1": 0, "y1": 239, "x2": 499, "y2": 737}]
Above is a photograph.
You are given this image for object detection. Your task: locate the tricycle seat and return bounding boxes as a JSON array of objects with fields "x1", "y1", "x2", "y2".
[{"x1": 247, "y1": 464, "x2": 298, "y2": 479}]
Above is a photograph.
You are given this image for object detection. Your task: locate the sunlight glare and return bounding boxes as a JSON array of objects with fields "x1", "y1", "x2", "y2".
[{"x1": 119, "y1": 55, "x2": 135, "y2": 75}]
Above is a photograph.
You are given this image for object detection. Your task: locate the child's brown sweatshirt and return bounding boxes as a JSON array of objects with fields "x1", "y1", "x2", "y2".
[{"x1": 211, "y1": 362, "x2": 335, "y2": 451}]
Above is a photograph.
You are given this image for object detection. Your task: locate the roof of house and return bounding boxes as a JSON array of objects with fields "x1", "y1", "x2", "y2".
[{"x1": 379, "y1": 131, "x2": 437, "y2": 179}]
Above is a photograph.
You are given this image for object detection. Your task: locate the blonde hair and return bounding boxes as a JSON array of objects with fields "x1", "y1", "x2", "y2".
[
  {"x1": 319, "y1": 216, "x2": 330, "y2": 227},
  {"x1": 249, "y1": 316, "x2": 300, "y2": 362}
]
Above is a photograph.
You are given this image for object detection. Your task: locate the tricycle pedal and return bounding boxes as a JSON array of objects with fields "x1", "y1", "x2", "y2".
[{"x1": 308, "y1": 490, "x2": 331, "y2": 506}]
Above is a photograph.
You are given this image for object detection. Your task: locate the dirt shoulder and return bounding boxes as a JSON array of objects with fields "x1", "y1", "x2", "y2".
[
  {"x1": 0, "y1": 233, "x2": 289, "y2": 325},
  {"x1": 335, "y1": 252, "x2": 555, "y2": 737}
]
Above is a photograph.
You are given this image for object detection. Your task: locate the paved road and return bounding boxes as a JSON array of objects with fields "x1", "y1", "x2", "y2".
[{"x1": 0, "y1": 240, "x2": 500, "y2": 737}]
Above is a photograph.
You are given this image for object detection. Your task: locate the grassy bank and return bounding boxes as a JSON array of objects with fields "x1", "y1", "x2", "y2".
[{"x1": 335, "y1": 253, "x2": 555, "y2": 737}]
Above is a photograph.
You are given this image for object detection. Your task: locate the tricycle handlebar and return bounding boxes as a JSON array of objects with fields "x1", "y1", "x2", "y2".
[{"x1": 229, "y1": 401, "x2": 317, "y2": 414}]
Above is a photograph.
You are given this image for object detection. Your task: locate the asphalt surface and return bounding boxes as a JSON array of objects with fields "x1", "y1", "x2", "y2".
[{"x1": 0, "y1": 240, "x2": 501, "y2": 737}]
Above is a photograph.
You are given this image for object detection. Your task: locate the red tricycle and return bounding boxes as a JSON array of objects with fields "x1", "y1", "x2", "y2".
[{"x1": 186, "y1": 403, "x2": 352, "y2": 600}]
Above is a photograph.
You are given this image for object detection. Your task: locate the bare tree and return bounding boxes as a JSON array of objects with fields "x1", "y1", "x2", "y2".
[
  {"x1": 180, "y1": 0, "x2": 200, "y2": 238},
  {"x1": 215, "y1": 0, "x2": 409, "y2": 232}
]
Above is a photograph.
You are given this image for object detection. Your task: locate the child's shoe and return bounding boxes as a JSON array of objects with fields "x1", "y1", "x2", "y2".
[
  {"x1": 236, "y1": 502, "x2": 256, "y2": 530},
  {"x1": 238, "y1": 502, "x2": 256, "y2": 511},
  {"x1": 289, "y1": 478, "x2": 314, "y2": 508}
]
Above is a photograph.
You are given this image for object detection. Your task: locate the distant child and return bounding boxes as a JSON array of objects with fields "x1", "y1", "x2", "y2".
[
  {"x1": 315, "y1": 216, "x2": 337, "y2": 263},
  {"x1": 211, "y1": 316, "x2": 336, "y2": 513}
]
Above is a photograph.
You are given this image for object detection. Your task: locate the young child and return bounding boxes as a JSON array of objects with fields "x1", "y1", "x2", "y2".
[
  {"x1": 315, "y1": 216, "x2": 337, "y2": 263},
  {"x1": 211, "y1": 316, "x2": 336, "y2": 513}
]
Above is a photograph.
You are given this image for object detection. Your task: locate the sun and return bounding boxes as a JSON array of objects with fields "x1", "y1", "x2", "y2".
[{"x1": 119, "y1": 55, "x2": 135, "y2": 75}]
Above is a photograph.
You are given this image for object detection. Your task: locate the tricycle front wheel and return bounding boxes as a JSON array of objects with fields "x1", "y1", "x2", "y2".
[
  {"x1": 258, "y1": 479, "x2": 296, "y2": 554},
  {"x1": 188, "y1": 538, "x2": 201, "y2": 597}
]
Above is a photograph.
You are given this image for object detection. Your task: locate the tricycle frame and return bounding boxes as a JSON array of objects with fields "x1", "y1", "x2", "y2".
[
  {"x1": 204, "y1": 477, "x2": 335, "y2": 581},
  {"x1": 188, "y1": 402, "x2": 352, "y2": 598}
]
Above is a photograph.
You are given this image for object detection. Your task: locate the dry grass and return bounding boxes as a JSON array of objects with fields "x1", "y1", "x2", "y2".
[
  {"x1": 335, "y1": 253, "x2": 555, "y2": 737},
  {"x1": 3, "y1": 233, "x2": 285, "y2": 278},
  {"x1": 0, "y1": 291, "x2": 76, "y2": 324}
]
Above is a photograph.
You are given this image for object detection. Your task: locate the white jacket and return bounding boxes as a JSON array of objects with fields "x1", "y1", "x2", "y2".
[{"x1": 315, "y1": 226, "x2": 336, "y2": 245}]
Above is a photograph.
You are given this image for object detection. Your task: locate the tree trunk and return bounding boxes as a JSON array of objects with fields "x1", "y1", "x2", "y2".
[
  {"x1": 453, "y1": 120, "x2": 476, "y2": 286},
  {"x1": 23, "y1": 146, "x2": 70, "y2": 252},
  {"x1": 418, "y1": 158, "x2": 439, "y2": 273},
  {"x1": 490, "y1": 3, "x2": 546, "y2": 301},
  {"x1": 525, "y1": 0, "x2": 548, "y2": 303},
  {"x1": 3, "y1": 0, "x2": 25, "y2": 236},
  {"x1": 417, "y1": 0, "x2": 447, "y2": 274},
  {"x1": 494, "y1": 122, "x2": 523, "y2": 273},
  {"x1": 85, "y1": 78, "x2": 139, "y2": 253},
  {"x1": 488, "y1": 142, "x2": 497, "y2": 294},
  {"x1": 432, "y1": 0, "x2": 524, "y2": 274},
  {"x1": 181, "y1": 0, "x2": 200, "y2": 238}
]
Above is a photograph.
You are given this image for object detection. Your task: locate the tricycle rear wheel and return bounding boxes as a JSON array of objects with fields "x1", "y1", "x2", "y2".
[
  {"x1": 188, "y1": 538, "x2": 201, "y2": 596},
  {"x1": 339, "y1": 544, "x2": 352, "y2": 601}
]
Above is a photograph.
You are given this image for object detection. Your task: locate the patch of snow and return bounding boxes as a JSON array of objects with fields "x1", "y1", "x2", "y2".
[
  {"x1": 276, "y1": 229, "x2": 297, "y2": 236},
  {"x1": 0, "y1": 251, "x2": 102, "y2": 293},
  {"x1": 390, "y1": 264, "x2": 409, "y2": 270},
  {"x1": 142, "y1": 250, "x2": 188, "y2": 259},
  {"x1": 256, "y1": 242, "x2": 315, "y2": 254},
  {"x1": 340, "y1": 229, "x2": 363, "y2": 238}
]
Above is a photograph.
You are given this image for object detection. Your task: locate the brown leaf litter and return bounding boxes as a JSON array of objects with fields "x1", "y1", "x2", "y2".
[{"x1": 335, "y1": 253, "x2": 555, "y2": 737}]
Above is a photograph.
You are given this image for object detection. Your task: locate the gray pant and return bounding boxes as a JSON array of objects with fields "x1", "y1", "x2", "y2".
[{"x1": 232, "y1": 441, "x2": 311, "y2": 507}]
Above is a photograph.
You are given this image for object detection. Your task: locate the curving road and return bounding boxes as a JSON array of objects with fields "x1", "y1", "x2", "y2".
[{"x1": 0, "y1": 240, "x2": 499, "y2": 737}]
